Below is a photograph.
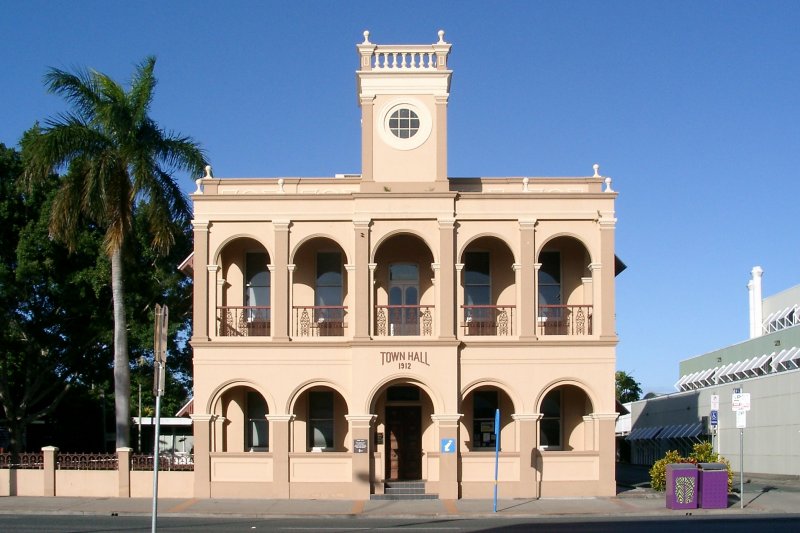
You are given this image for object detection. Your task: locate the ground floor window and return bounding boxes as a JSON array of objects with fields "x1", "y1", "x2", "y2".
[
  {"x1": 308, "y1": 391, "x2": 334, "y2": 450},
  {"x1": 246, "y1": 391, "x2": 268, "y2": 451},
  {"x1": 472, "y1": 390, "x2": 498, "y2": 449},
  {"x1": 540, "y1": 389, "x2": 561, "y2": 449}
]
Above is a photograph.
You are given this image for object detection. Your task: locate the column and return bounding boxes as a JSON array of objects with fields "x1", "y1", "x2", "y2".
[
  {"x1": 533, "y1": 263, "x2": 542, "y2": 337},
  {"x1": 598, "y1": 213, "x2": 617, "y2": 339},
  {"x1": 368, "y1": 263, "x2": 377, "y2": 337},
  {"x1": 592, "y1": 413, "x2": 619, "y2": 496},
  {"x1": 272, "y1": 221, "x2": 290, "y2": 340},
  {"x1": 192, "y1": 222, "x2": 210, "y2": 341},
  {"x1": 435, "y1": 96, "x2": 448, "y2": 183},
  {"x1": 267, "y1": 414, "x2": 294, "y2": 498},
  {"x1": 191, "y1": 414, "x2": 215, "y2": 498},
  {"x1": 360, "y1": 97, "x2": 374, "y2": 181},
  {"x1": 345, "y1": 264, "x2": 356, "y2": 338},
  {"x1": 207, "y1": 265, "x2": 219, "y2": 336},
  {"x1": 437, "y1": 219, "x2": 456, "y2": 338},
  {"x1": 589, "y1": 263, "x2": 602, "y2": 337},
  {"x1": 518, "y1": 220, "x2": 537, "y2": 338},
  {"x1": 117, "y1": 447, "x2": 132, "y2": 497},
  {"x1": 42, "y1": 446, "x2": 58, "y2": 497},
  {"x1": 454, "y1": 263, "x2": 464, "y2": 337},
  {"x1": 353, "y1": 220, "x2": 371, "y2": 339},
  {"x1": 431, "y1": 414, "x2": 461, "y2": 499},
  {"x1": 582, "y1": 415, "x2": 596, "y2": 451},
  {"x1": 512, "y1": 414, "x2": 541, "y2": 498},
  {"x1": 287, "y1": 264, "x2": 296, "y2": 337},
  {"x1": 346, "y1": 414, "x2": 376, "y2": 499}
]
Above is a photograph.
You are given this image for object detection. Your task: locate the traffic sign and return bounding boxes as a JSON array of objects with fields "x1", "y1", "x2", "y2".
[
  {"x1": 710, "y1": 394, "x2": 719, "y2": 411},
  {"x1": 710, "y1": 410, "x2": 718, "y2": 427},
  {"x1": 441, "y1": 438, "x2": 455, "y2": 453},
  {"x1": 732, "y1": 392, "x2": 751, "y2": 411},
  {"x1": 736, "y1": 409, "x2": 747, "y2": 428}
]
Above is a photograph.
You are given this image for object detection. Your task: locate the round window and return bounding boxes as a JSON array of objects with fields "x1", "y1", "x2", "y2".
[{"x1": 388, "y1": 108, "x2": 420, "y2": 139}]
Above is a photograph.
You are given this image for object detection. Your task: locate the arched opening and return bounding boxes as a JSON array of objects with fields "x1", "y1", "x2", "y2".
[
  {"x1": 291, "y1": 386, "x2": 349, "y2": 452},
  {"x1": 217, "y1": 237, "x2": 271, "y2": 336},
  {"x1": 460, "y1": 236, "x2": 516, "y2": 336},
  {"x1": 537, "y1": 236, "x2": 592, "y2": 336},
  {"x1": 213, "y1": 386, "x2": 269, "y2": 452},
  {"x1": 372, "y1": 382, "x2": 436, "y2": 481},
  {"x1": 373, "y1": 234, "x2": 435, "y2": 336},
  {"x1": 291, "y1": 237, "x2": 348, "y2": 337},
  {"x1": 538, "y1": 384, "x2": 593, "y2": 451},
  {"x1": 461, "y1": 386, "x2": 515, "y2": 451}
]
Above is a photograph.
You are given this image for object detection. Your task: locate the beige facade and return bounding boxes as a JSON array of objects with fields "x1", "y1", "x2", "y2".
[{"x1": 189, "y1": 31, "x2": 620, "y2": 500}]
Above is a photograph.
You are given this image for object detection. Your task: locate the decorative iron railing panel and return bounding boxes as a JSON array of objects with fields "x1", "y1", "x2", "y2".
[
  {"x1": 293, "y1": 306, "x2": 347, "y2": 337},
  {"x1": 217, "y1": 306, "x2": 271, "y2": 337},
  {"x1": 57, "y1": 452, "x2": 118, "y2": 470},
  {"x1": 0, "y1": 452, "x2": 44, "y2": 469},
  {"x1": 375, "y1": 305, "x2": 433, "y2": 336},
  {"x1": 461, "y1": 305, "x2": 515, "y2": 336},
  {"x1": 538, "y1": 305, "x2": 593, "y2": 336},
  {"x1": 131, "y1": 453, "x2": 194, "y2": 471}
]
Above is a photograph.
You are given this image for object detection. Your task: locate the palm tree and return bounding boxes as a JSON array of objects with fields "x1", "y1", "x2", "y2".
[{"x1": 24, "y1": 56, "x2": 205, "y2": 449}]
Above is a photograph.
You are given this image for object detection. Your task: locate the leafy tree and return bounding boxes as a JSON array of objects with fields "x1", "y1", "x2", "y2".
[
  {"x1": 0, "y1": 142, "x2": 111, "y2": 454},
  {"x1": 615, "y1": 370, "x2": 643, "y2": 403},
  {"x1": 23, "y1": 57, "x2": 205, "y2": 448}
]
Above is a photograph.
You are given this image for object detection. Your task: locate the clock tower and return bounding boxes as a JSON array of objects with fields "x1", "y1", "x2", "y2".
[{"x1": 356, "y1": 31, "x2": 452, "y2": 191}]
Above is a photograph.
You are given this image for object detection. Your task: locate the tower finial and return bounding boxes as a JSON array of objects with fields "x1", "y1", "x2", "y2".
[
  {"x1": 437, "y1": 30, "x2": 446, "y2": 44},
  {"x1": 592, "y1": 163, "x2": 600, "y2": 178},
  {"x1": 362, "y1": 31, "x2": 371, "y2": 45}
]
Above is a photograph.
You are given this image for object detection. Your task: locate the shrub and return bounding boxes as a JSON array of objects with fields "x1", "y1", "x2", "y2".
[
  {"x1": 688, "y1": 441, "x2": 733, "y2": 492},
  {"x1": 649, "y1": 450, "x2": 686, "y2": 491}
]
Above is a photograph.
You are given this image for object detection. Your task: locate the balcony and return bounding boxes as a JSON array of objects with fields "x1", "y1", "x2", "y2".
[
  {"x1": 293, "y1": 306, "x2": 347, "y2": 337},
  {"x1": 375, "y1": 305, "x2": 433, "y2": 336},
  {"x1": 538, "y1": 305, "x2": 592, "y2": 336},
  {"x1": 461, "y1": 305, "x2": 515, "y2": 336},
  {"x1": 217, "y1": 306, "x2": 271, "y2": 337}
]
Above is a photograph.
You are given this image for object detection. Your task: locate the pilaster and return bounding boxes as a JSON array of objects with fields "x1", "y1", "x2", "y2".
[
  {"x1": 267, "y1": 414, "x2": 295, "y2": 498},
  {"x1": 512, "y1": 413, "x2": 542, "y2": 498},
  {"x1": 518, "y1": 220, "x2": 537, "y2": 338},
  {"x1": 272, "y1": 221, "x2": 291, "y2": 340},
  {"x1": 190, "y1": 414, "x2": 215, "y2": 498},
  {"x1": 116, "y1": 447, "x2": 132, "y2": 497},
  {"x1": 191, "y1": 222, "x2": 210, "y2": 341},
  {"x1": 431, "y1": 413, "x2": 461, "y2": 499},
  {"x1": 592, "y1": 413, "x2": 619, "y2": 496},
  {"x1": 437, "y1": 219, "x2": 456, "y2": 338},
  {"x1": 346, "y1": 414, "x2": 377, "y2": 499},
  {"x1": 354, "y1": 220, "x2": 372, "y2": 339}
]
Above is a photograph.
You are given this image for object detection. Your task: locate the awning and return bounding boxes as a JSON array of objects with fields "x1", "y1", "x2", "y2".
[
  {"x1": 626, "y1": 426, "x2": 663, "y2": 441},
  {"x1": 658, "y1": 422, "x2": 704, "y2": 440}
]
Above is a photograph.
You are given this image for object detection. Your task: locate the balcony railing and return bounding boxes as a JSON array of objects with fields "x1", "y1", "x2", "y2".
[
  {"x1": 217, "y1": 306, "x2": 271, "y2": 337},
  {"x1": 293, "y1": 306, "x2": 347, "y2": 337},
  {"x1": 375, "y1": 305, "x2": 433, "y2": 336},
  {"x1": 538, "y1": 305, "x2": 593, "y2": 336},
  {"x1": 461, "y1": 305, "x2": 515, "y2": 336}
]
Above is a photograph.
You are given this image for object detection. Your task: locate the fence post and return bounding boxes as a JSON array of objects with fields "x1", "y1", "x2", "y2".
[
  {"x1": 117, "y1": 447, "x2": 132, "y2": 497},
  {"x1": 42, "y1": 446, "x2": 58, "y2": 496}
]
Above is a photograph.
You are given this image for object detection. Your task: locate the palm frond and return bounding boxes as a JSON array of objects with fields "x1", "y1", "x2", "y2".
[
  {"x1": 43, "y1": 67, "x2": 101, "y2": 122},
  {"x1": 128, "y1": 56, "x2": 157, "y2": 126}
]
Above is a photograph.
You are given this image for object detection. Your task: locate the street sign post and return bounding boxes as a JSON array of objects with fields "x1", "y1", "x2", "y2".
[
  {"x1": 151, "y1": 304, "x2": 168, "y2": 533},
  {"x1": 731, "y1": 388, "x2": 750, "y2": 509},
  {"x1": 710, "y1": 409, "x2": 718, "y2": 428}
]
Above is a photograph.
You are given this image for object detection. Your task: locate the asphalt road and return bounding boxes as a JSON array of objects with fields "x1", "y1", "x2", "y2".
[{"x1": 3, "y1": 514, "x2": 800, "y2": 532}]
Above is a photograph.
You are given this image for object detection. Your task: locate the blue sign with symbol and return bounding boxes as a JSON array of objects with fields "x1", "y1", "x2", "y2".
[
  {"x1": 710, "y1": 410, "x2": 718, "y2": 427},
  {"x1": 441, "y1": 438, "x2": 455, "y2": 453}
]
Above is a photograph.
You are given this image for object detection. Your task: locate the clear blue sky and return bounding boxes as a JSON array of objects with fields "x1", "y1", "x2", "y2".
[{"x1": 3, "y1": 1, "x2": 798, "y2": 394}]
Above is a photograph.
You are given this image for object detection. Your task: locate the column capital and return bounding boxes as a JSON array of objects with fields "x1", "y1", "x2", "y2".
[
  {"x1": 437, "y1": 218, "x2": 456, "y2": 229},
  {"x1": 512, "y1": 413, "x2": 543, "y2": 422},
  {"x1": 455, "y1": 263, "x2": 464, "y2": 271},
  {"x1": 512, "y1": 263, "x2": 522, "y2": 272},
  {"x1": 190, "y1": 414, "x2": 216, "y2": 423},
  {"x1": 519, "y1": 219, "x2": 537, "y2": 230},
  {"x1": 431, "y1": 413, "x2": 463, "y2": 426},
  {"x1": 273, "y1": 220, "x2": 291, "y2": 231},
  {"x1": 588, "y1": 262, "x2": 602, "y2": 272},
  {"x1": 287, "y1": 263, "x2": 296, "y2": 273},
  {"x1": 590, "y1": 413, "x2": 619, "y2": 422},
  {"x1": 344, "y1": 263, "x2": 357, "y2": 272},
  {"x1": 345, "y1": 414, "x2": 377, "y2": 427},
  {"x1": 266, "y1": 414, "x2": 296, "y2": 423},
  {"x1": 368, "y1": 262, "x2": 377, "y2": 272},
  {"x1": 533, "y1": 262, "x2": 542, "y2": 271},
  {"x1": 431, "y1": 262, "x2": 440, "y2": 272},
  {"x1": 192, "y1": 221, "x2": 209, "y2": 232},
  {"x1": 207, "y1": 264, "x2": 220, "y2": 273},
  {"x1": 353, "y1": 219, "x2": 372, "y2": 228}
]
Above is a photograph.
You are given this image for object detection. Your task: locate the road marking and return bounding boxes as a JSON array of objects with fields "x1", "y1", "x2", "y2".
[{"x1": 166, "y1": 498, "x2": 198, "y2": 513}]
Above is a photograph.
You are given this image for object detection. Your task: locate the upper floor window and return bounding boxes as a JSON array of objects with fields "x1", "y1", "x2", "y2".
[
  {"x1": 464, "y1": 251, "x2": 491, "y2": 307},
  {"x1": 246, "y1": 391, "x2": 268, "y2": 451},
  {"x1": 472, "y1": 390, "x2": 498, "y2": 450},
  {"x1": 245, "y1": 252, "x2": 270, "y2": 307},
  {"x1": 316, "y1": 252, "x2": 342, "y2": 308},
  {"x1": 538, "y1": 251, "x2": 561, "y2": 306},
  {"x1": 389, "y1": 108, "x2": 419, "y2": 139}
]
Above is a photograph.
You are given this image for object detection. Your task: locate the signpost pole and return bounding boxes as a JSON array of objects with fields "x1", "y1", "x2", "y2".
[
  {"x1": 739, "y1": 427, "x2": 744, "y2": 509},
  {"x1": 493, "y1": 409, "x2": 500, "y2": 513},
  {"x1": 151, "y1": 304, "x2": 168, "y2": 533}
]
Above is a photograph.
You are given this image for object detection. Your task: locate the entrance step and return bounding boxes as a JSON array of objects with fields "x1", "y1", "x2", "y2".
[{"x1": 370, "y1": 480, "x2": 439, "y2": 500}]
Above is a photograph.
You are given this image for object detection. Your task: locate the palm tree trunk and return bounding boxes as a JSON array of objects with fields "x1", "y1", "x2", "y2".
[{"x1": 111, "y1": 246, "x2": 130, "y2": 449}]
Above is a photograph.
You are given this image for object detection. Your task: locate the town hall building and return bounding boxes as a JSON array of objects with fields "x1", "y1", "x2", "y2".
[{"x1": 188, "y1": 31, "x2": 622, "y2": 500}]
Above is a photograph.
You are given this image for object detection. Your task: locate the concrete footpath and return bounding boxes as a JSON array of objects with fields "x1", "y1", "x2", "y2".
[{"x1": 0, "y1": 466, "x2": 798, "y2": 519}]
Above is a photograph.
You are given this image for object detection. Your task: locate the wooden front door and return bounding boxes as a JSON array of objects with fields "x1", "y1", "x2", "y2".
[{"x1": 385, "y1": 406, "x2": 421, "y2": 480}]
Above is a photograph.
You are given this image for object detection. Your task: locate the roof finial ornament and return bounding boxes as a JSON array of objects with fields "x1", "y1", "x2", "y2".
[
  {"x1": 522, "y1": 177, "x2": 529, "y2": 192},
  {"x1": 604, "y1": 177, "x2": 614, "y2": 193},
  {"x1": 204, "y1": 165, "x2": 213, "y2": 179},
  {"x1": 592, "y1": 163, "x2": 600, "y2": 178},
  {"x1": 278, "y1": 178, "x2": 285, "y2": 193},
  {"x1": 437, "y1": 30, "x2": 446, "y2": 44},
  {"x1": 362, "y1": 31, "x2": 371, "y2": 45}
]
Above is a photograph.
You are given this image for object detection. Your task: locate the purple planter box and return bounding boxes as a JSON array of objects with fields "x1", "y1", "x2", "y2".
[
  {"x1": 666, "y1": 463, "x2": 698, "y2": 509},
  {"x1": 698, "y1": 468, "x2": 728, "y2": 509}
]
